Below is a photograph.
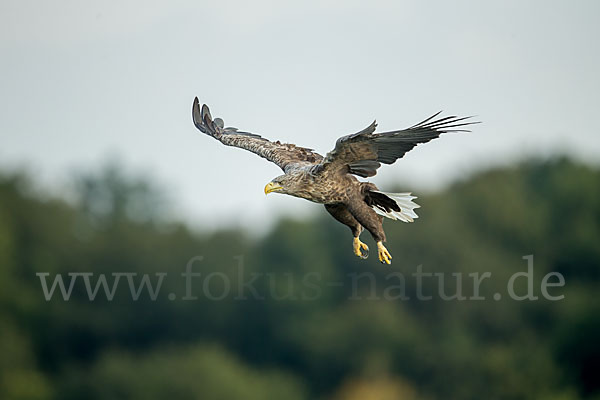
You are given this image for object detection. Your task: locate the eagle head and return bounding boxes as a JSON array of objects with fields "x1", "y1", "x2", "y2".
[{"x1": 264, "y1": 174, "x2": 300, "y2": 195}]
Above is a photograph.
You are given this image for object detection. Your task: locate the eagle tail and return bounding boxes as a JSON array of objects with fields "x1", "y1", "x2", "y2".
[{"x1": 369, "y1": 191, "x2": 420, "y2": 223}]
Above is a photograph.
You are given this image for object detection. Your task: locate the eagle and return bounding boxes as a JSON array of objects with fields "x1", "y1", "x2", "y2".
[{"x1": 192, "y1": 98, "x2": 477, "y2": 264}]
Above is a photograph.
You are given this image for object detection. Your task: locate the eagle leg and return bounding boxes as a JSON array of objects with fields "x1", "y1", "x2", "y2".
[
  {"x1": 324, "y1": 204, "x2": 369, "y2": 259},
  {"x1": 377, "y1": 241, "x2": 392, "y2": 265},
  {"x1": 345, "y1": 199, "x2": 390, "y2": 263},
  {"x1": 353, "y1": 237, "x2": 369, "y2": 259}
]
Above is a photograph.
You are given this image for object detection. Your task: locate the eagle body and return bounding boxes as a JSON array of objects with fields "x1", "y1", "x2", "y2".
[
  {"x1": 272, "y1": 167, "x2": 360, "y2": 204},
  {"x1": 192, "y1": 98, "x2": 477, "y2": 264}
]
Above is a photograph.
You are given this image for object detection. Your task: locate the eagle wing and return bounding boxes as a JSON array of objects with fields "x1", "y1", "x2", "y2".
[
  {"x1": 317, "y1": 112, "x2": 478, "y2": 178},
  {"x1": 192, "y1": 98, "x2": 323, "y2": 172}
]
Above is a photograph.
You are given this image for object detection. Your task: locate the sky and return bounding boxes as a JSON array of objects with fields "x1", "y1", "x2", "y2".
[{"x1": 1, "y1": 0, "x2": 599, "y2": 231}]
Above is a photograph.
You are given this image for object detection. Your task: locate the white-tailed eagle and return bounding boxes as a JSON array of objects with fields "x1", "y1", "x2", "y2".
[{"x1": 192, "y1": 98, "x2": 477, "y2": 264}]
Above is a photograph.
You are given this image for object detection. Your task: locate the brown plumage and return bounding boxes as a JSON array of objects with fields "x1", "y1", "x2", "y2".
[{"x1": 192, "y1": 97, "x2": 478, "y2": 264}]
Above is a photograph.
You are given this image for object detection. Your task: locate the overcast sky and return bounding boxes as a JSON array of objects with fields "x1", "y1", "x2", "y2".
[{"x1": 1, "y1": 0, "x2": 599, "y2": 230}]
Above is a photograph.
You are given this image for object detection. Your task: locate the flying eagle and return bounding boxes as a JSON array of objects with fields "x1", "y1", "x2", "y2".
[{"x1": 192, "y1": 98, "x2": 477, "y2": 264}]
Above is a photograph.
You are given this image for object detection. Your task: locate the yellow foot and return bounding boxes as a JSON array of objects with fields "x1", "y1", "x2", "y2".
[
  {"x1": 377, "y1": 241, "x2": 392, "y2": 265},
  {"x1": 353, "y1": 237, "x2": 369, "y2": 259}
]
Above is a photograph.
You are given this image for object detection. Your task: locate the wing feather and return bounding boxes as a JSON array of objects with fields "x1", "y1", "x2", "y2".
[
  {"x1": 319, "y1": 112, "x2": 479, "y2": 177},
  {"x1": 192, "y1": 98, "x2": 323, "y2": 172}
]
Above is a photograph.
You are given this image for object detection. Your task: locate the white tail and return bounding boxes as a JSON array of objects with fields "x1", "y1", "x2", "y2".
[{"x1": 371, "y1": 191, "x2": 420, "y2": 223}]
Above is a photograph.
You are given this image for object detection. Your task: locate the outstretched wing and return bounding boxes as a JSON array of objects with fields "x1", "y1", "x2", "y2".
[
  {"x1": 192, "y1": 98, "x2": 322, "y2": 172},
  {"x1": 317, "y1": 112, "x2": 479, "y2": 177}
]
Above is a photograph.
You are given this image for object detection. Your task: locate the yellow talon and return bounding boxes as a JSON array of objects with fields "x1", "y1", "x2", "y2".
[
  {"x1": 377, "y1": 241, "x2": 392, "y2": 265},
  {"x1": 353, "y1": 237, "x2": 369, "y2": 259}
]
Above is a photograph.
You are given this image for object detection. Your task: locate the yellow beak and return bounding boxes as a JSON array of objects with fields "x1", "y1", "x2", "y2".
[{"x1": 264, "y1": 182, "x2": 283, "y2": 195}]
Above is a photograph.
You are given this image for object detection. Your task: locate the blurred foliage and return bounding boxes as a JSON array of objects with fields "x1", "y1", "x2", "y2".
[{"x1": 0, "y1": 157, "x2": 599, "y2": 400}]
